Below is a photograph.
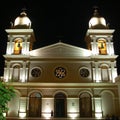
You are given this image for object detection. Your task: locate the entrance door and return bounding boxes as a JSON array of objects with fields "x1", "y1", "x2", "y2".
[
  {"x1": 79, "y1": 92, "x2": 92, "y2": 117},
  {"x1": 29, "y1": 92, "x2": 41, "y2": 117},
  {"x1": 54, "y1": 92, "x2": 67, "y2": 118}
]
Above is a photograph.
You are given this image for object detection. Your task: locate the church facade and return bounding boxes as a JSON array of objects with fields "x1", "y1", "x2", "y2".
[{"x1": 2, "y1": 8, "x2": 120, "y2": 119}]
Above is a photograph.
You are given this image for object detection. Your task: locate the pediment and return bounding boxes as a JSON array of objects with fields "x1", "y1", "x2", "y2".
[{"x1": 30, "y1": 42, "x2": 92, "y2": 58}]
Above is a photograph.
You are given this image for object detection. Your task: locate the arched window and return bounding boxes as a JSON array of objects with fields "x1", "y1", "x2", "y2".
[
  {"x1": 98, "y1": 39, "x2": 107, "y2": 55},
  {"x1": 100, "y1": 64, "x2": 109, "y2": 81},
  {"x1": 12, "y1": 65, "x2": 20, "y2": 82}
]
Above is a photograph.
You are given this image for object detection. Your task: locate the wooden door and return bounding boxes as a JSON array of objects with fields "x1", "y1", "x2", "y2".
[{"x1": 29, "y1": 92, "x2": 41, "y2": 117}]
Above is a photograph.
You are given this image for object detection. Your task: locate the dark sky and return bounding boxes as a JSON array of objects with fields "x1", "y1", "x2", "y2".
[{"x1": 0, "y1": 0, "x2": 120, "y2": 76}]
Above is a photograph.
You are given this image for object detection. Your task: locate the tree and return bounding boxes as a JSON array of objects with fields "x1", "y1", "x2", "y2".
[{"x1": 0, "y1": 81, "x2": 15, "y2": 120}]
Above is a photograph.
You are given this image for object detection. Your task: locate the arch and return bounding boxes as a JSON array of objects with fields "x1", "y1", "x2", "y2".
[
  {"x1": 79, "y1": 92, "x2": 92, "y2": 117},
  {"x1": 11, "y1": 63, "x2": 23, "y2": 68},
  {"x1": 54, "y1": 92, "x2": 66, "y2": 98},
  {"x1": 54, "y1": 92, "x2": 67, "y2": 118},
  {"x1": 97, "y1": 37, "x2": 108, "y2": 42},
  {"x1": 100, "y1": 90, "x2": 115, "y2": 117},
  {"x1": 28, "y1": 91, "x2": 42, "y2": 117},
  {"x1": 10, "y1": 63, "x2": 23, "y2": 82},
  {"x1": 79, "y1": 90, "x2": 93, "y2": 97},
  {"x1": 13, "y1": 37, "x2": 23, "y2": 55},
  {"x1": 12, "y1": 64, "x2": 21, "y2": 82},
  {"x1": 28, "y1": 90, "x2": 42, "y2": 97},
  {"x1": 14, "y1": 89, "x2": 22, "y2": 97},
  {"x1": 7, "y1": 91, "x2": 21, "y2": 117},
  {"x1": 99, "y1": 63, "x2": 109, "y2": 68},
  {"x1": 97, "y1": 38, "x2": 107, "y2": 55},
  {"x1": 100, "y1": 90, "x2": 115, "y2": 98},
  {"x1": 53, "y1": 90, "x2": 68, "y2": 97},
  {"x1": 100, "y1": 63, "x2": 110, "y2": 82}
]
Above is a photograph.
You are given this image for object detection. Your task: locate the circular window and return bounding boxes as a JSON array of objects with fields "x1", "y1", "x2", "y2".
[
  {"x1": 80, "y1": 68, "x2": 89, "y2": 77},
  {"x1": 31, "y1": 68, "x2": 41, "y2": 77},
  {"x1": 54, "y1": 67, "x2": 66, "y2": 79}
]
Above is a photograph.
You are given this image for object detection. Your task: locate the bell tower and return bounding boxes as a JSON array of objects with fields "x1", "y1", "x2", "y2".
[
  {"x1": 5, "y1": 10, "x2": 35, "y2": 55},
  {"x1": 3, "y1": 10, "x2": 35, "y2": 82},
  {"x1": 85, "y1": 7, "x2": 118, "y2": 83},
  {"x1": 85, "y1": 8, "x2": 115, "y2": 56}
]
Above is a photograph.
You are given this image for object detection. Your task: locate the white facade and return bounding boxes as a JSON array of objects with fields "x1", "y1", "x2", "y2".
[{"x1": 2, "y1": 9, "x2": 120, "y2": 119}]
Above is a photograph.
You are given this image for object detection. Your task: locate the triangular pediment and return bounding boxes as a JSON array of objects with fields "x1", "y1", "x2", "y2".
[{"x1": 30, "y1": 42, "x2": 92, "y2": 58}]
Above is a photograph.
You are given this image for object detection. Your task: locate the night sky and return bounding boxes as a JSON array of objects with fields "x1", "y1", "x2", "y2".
[{"x1": 0, "y1": 0, "x2": 120, "y2": 76}]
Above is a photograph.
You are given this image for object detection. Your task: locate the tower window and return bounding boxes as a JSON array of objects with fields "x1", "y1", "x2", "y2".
[
  {"x1": 14, "y1": 38, "x2": 23, "y2": 55},
  {"x1": 98, "y1": 39, "x2": 107, "y2": 55}
]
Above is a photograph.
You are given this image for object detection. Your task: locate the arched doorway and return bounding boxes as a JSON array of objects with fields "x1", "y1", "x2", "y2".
[
  {"x1": 79, "y1": 92, "x2": 92, "y2": 117},
  {"x1": 8, "y1": 92, "x2": 20, "y2": 117},
  {"x1": 101, "y1": 91, "x2": 114, "y2": 117},
  {"x1": 29, "y1": 92, "x2": 42, "y2": 117},
  {"x1": 54, "y1": 92, "x2": 67, "y2": 118}
]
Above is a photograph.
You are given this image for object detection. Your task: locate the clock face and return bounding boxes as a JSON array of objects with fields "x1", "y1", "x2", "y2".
[
  {"x1": 54, "y1": 67, "x2": 66, "y2": 79},
  {"x1": 31, "y1": 68, "x2": 41, "y2": 77},
  {"x1": 80, "y1": 68, "x2": 89, "y2": 77}
]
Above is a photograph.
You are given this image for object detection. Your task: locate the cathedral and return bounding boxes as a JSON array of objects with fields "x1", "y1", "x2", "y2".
[{"x1": 1, "y1": 8, "x2": 120, "y2": 119}]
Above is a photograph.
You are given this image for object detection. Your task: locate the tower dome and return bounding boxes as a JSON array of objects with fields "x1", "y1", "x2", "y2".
[
  {"x1": 89, "y1": 8, "x2": 108, "y2": 29},
  {"x1": 14, "y1": 10, "x2": 31, "y2": 29}
]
